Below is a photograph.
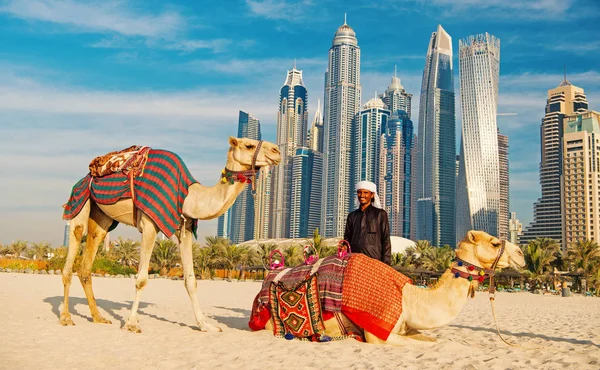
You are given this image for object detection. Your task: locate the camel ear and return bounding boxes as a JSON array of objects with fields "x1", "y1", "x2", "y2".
[
  {"x1": 467, "y1": 231, "x2": 477, "y2": 244},
  {"x1": 229, "y1": 137, "x2": 239, "y2": 147}
]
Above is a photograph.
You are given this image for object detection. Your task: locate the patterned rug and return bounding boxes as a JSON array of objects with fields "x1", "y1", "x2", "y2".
[
  {"x1": 341, "y1": 254, "x2": 413, "y2": 341},
  {"x1": 257, "y1": 254, "x2": 351, "y2": 312},
  {"x1": 63, "y1": 148, "x2": 198, "y2": 238},
  {"x1": 269, "y1": 275, "x2": 325, "y2": 338}
]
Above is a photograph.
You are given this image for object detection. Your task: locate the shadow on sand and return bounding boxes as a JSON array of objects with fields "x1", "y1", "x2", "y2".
[
  {"x1": 449, "y1": 324, "x2": 600, "y2": 349},
  {"x1": 212, "y1": 306, "x2": 251, "y2": 330},
  {"x1": 43, "y1": 296, "x2": 199, "y2": 331}
]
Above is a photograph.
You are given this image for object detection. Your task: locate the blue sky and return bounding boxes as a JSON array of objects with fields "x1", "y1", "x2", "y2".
[{"x1": 1, "y1": 0, "x2": 599, "y2": 247}]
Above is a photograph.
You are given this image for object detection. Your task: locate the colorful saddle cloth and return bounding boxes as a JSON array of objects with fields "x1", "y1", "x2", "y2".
[
  {"x1": 250, "y1": 253, "x2": 413, "y2": 341},
  {"x1": 63, "y1": 148, "x2": 198, "y2": 238}
]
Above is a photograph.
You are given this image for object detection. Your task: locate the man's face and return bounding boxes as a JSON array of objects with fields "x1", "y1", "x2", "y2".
[{"x1": 357, "y1": 189, "x2": 373, "y2": 207}]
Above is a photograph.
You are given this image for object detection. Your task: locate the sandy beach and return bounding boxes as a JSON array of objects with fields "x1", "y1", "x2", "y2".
[{"x1": 0, "y1": 273, "x2": 598, "y2": 370}]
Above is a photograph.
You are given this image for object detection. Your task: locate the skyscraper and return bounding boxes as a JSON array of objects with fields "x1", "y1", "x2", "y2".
[
  {"x1": 228, "y1": 110, "x2": 262, "y2": 244},
  {"x1": 509, "y1": 212, "x2": 522, "y2": 246},
  {"x1": 562, "y1": 111, "x2": 600, "y2": 250},
  {"x1": 456, "y1": 33, "x2": 501, "y2": 243},
  {"x1": 216, "y1": 210, "x2": 230, "y2": 239},
  {"x1": 289, "y1": 148, "x2": 323, "y2": 238},
  {"x1": 322, "y1": 18, "x2": 362, "y2": 238},
  {"x1": 521, "y1": 79, "x2": 589, "y2": 246},
  {"x1": 356, "y1": 95, "x2": 390, "y2": 184},
  {"x1": 254, "y1": 167, "x2": 272, "y2": 240},
  {"x1": 416, "y1": 24, "x2": 456, "y2": 247},
  {"x1": 308, "y1": 99, "x2": 324, "y2": 153},
  {"x1": 271, "y1": 66, "x2": 308, "y2": 238},
  {"x1": 379, "y1": 68, "x2": 413, "y2": 118},
  {"x1": 498, "y1": 131, "x2": 510, "y2": 240},
  {"x1": 379, "y1": 110, "x2": 417, "y2": 239}
]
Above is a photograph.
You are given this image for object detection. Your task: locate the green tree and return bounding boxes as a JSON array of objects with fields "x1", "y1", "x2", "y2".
[
  {"x1": 220, "y1": 244, "x2": 251, "y2": 279},
  {"x1": 110, "y1": 237, "x2": 140, "y2": 269},
  {"x1": 30, "y1": 242, "x2": 52, "y2": 260},
  {"x1": 420, "y1": 245, "x2": 454, "y2": 271},
  {"x1": 283, "y1": 245, "x2": 302, "y2": 267},
  {"x1": 523, "y1": 238, "x2": 559, "y2": 291},
  {"x1": 193, "y1": 242, "x2": 219, "y2": 279},
  {"x1": 567, "y1": 240, "x2": 600, "y2": 292},
  {"x1": 9, "y1": 240, "x2": 28, "y2": 258},
  {"x1": 151, "y1": 239, "x2": 179, "y2": 276}
]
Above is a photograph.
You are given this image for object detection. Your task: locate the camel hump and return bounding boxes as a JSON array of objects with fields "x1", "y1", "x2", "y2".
[{"x1": 89, "y1": 145, "x2": 146, "y2": 177}]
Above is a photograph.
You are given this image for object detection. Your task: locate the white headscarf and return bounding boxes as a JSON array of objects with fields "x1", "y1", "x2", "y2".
[{"x1": 355, "y1": 181, "x2": 382, "y2": 209}]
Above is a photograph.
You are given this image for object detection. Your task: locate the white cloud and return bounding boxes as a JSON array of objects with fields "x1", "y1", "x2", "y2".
[
  {"x1": 418, "y1": 0, "x2": 578, "y2": 20},
  {"x1": 246, "y1": 0, "x2": 313, "y2": 21},
  {"x1": 90, "y1": 36, "x2": 236, "y2": 53},
  {"x1": 0, "y1": 0, "x2": 184, "y2": 37},
  {"x1": 186, "y1": 57, "x2": 326, "y2": 75}
]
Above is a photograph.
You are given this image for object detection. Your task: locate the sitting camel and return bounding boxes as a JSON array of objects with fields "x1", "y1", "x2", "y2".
[
  {"x1": 252, "y1": 230, "x2": 525, "y2": 345},
  {"x1": 60, "y1": 137, "x2": 280, "y2": 333}
]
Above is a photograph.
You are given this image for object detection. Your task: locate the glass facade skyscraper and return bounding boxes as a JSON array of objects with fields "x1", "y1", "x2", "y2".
[
  {"x1": 416, "y1": 24, "x2": 456, "y2": 247},
  {"x1": 289, "y1": 148, "x2": 323, "y2": 238},
  {"x1": 356, "y1": 96, "x2": 390, "y2": 184},
  {"x1": 271, "y1": 66, "x2": 308, "y2": 238},
  {"x1": 380, "y1": 69, "x2": 412, "y2": 119},
  {"x1": 456, "y1": 33, "x2": 501, "y2": 243},
  {"x1": 322, "y1": 19, "x2": 362, "y2": 238},
  {"x1": 379, "y1": 110, "x2": 417, "y2": 239}
]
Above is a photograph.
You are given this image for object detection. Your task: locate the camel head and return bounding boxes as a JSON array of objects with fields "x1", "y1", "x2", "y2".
[
  {"x1": 455, "y1": 230, "x2": 525, "y2": 271},
  {"x1": 228, "y1": 137, "x2": 281, "y2": 170}
]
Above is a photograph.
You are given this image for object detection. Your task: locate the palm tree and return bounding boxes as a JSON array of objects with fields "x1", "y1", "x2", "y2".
[
  {"x1": 283, "y1": 245, "x2": 302, "y2": 267},
  {"x1": 523, "y1": 238, "x2": 559, "y2": 291},
  {"x1": 9, "y1": 240, "x2": 28, "y2": 259},
  {"x1": 110, "y1": 237, "x2": 140, "y2": 269},
  {"x1": 220, "y1": 244, "x2": 250, "y2": 279},
  {"x1": 0, "y1": 243, "x2": 8, "y2": 257},
  {"x1": 151, "y1": 239, "x2": 179, "y2": 276},
  {"x1": 420, "y1": 245, "x2": 454, "y2": 272},
  {"x1": 391, "y1": 252, "x2": 415, "y2": 269},
  {"x1": 567, "y1": 240, "x2": 600, "y2": 292},
  {"x1": 30, "y1": 242, "x2": 52, "y2": 260},
  {"x1": 254, "y1": 243, "x2": 277, "y2": 268},
  {"x1": 193, "y1": 243, "x2": 219, "y2": 279},
  {"x1": 588, "y1": 263, "x2": 600, "y2": 296}
]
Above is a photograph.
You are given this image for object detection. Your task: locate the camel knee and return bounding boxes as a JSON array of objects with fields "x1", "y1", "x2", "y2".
[
  {"x1": 184, "y1": 275, "x2": 197, "y2": 292},
  {"x1": 62, "y1": 271, "x2": 73, "y2": 286},
  {"x1": 135, "y1": 277, "x2": 148, "y2": 290},
  {"x1": 78, "y1": 273, "x2": 91, "y2": 285}
]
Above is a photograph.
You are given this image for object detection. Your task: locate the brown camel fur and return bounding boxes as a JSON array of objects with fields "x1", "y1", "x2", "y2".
[{"x1": 60, "y1": 137, "x2": 281, "y2": 333}]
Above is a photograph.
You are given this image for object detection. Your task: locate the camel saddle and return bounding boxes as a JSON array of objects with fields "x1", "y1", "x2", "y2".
[{"x1": 88, "y1": 145, "x2": 148, "y2": 178}]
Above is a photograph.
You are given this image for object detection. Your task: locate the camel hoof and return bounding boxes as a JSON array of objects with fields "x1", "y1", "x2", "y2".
[
  {"x1": 59, "y1": 313, "x2": 75, "y2": 326},
  {"x1": 122, "y1": 323, "x2": 142, "y2": 333},
  {"x1": 93, "y1": 316, "x2": 112, "y2": 325},
  {"x1": 200, "y1": 323, "x2": 222, "y2": 333}
]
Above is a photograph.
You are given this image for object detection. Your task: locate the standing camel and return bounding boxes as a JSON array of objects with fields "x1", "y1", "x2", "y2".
[
  {"x1": 253, "y1": 230, "x2": 526, "y2": 345},
  {"x1": 61, "y1": 137, "x2": 280, "y2": 333}
]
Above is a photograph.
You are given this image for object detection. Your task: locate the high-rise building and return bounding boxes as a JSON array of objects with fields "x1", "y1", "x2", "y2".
[
  {"x1": 308, "y1": 99, "x2": 324, "y2": 153},
  {"x1": 509, "y1": 212, "x2": 522, "y2": 246},
  {"x1": 521, "y1": 79, "x2": 589, "y2": 246},
  {"x1": 289, "y1": 148, "x2": 323, "y2": 238},
  {"x1": 217, "y1": 210, "x2": 230, "y2": 239},
  {"x1": 228, "y1": 110, "x2": 262, "y2": 244},
  {"x1": 379, "y1": 110, "x2": 417, "y2": 240},
  {"x1": 416, "y1": 24, "x2": 456, "y2": 247},
  {"x1": 356, "y1": 95, "x2": 390, "y2": 184},
  {"x1": 562, "y1": 111, "x2": 600, "y2": 250},
  {"x1": 271, "y1": 66, "x2": 308, "y2": 238},
  {"x1": 254, "y1": 167, "x2": 272, "y2": 240},
  {"x1": 322, "y1": 18, "x2": 362, "y2": 238},
  {"x1": 456, "y1": 33, "x2": 501, "y2": 243},
  {"x1": 62, "y1": 221, "x2": 70, "y2": 247},
  {"x1": 379, "y1": 67, "x2": 412, "y2": 118},
  {"x1": 498, "y1": 131, "x2": 510, "y2": 240}
]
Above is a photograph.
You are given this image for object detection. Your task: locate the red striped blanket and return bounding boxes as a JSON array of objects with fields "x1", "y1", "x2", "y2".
[{"x1": 63, "y1": 148, "x2": 198, "y2": 238}]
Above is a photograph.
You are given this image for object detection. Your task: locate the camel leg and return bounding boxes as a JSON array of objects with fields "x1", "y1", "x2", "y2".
[
  {"x1": 364, "y1": 330, "x2": 436, "y2": 346},
  {"x1": 179, "y1": 222, "x2": 221, "y2": 332},
  {"x1": 123, "y1": 214, "x2": 157, "y2": 333},
  {"x1": 78, "y1": 203, "x2": 113, "y2": 324},
  {"x1": 60, "y1": 200, "x2": 90, "y2": 326}
]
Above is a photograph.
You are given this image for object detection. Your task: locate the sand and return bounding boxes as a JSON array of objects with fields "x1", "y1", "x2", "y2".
[{"x1": 0, "y1": 273, "x2": 598, "y2": 370}]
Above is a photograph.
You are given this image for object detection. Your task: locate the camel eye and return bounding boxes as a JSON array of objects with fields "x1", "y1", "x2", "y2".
[
  {"x1": 245, "y1": 144, "x2": 255, "y2": 149},
  {"x1": 491, "y1": 240, "x2": 502, "y2": 248}
]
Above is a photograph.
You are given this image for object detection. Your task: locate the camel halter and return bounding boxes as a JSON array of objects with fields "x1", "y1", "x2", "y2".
[{"x1": 221, "y1": 140, "x2": 263, "y2": 197}]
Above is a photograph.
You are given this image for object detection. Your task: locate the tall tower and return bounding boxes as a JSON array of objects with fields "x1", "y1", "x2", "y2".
[
  {"x1": 379, "y1": 67, "x2": 413, "y2": 118},
  {"x1": 563, "y1": 111, "x2": 600, "y2": 250},
  {"x1": 228, "y1": 110, "x2": 262, "y2": 244},
  {"x1": 289, "y1": 148, "x2": 323, "y2": 238},
  {"x1": 322, "y1": 17, "x2": 362, "y2": 238},
  {"x1": 456, "y1": 33, "x2": 501, "y2": 243},
  {"x1": 509, "y1": 212, "x2": 522, "y2": 246},
  {"x1": 356, "y1": 95, "x2": 390, "y2": 184},
  {"x1": 498, "y1": 131, "x2": 510, "y2": 240},
  {"x1": 308, "y1": 99, "x2": 324, "y2": 153},
  {"x1": 271, "y1": 66, "x2": 308, "y2": 238},
  {"x1": 254, "y1": 167, "x2": 272, "y2": 240},
  {"x1": 416, "y1": 24, "x2": 456, "y2": 247},
  {"x1": 379, "y1": 110, "x2": 417, "y2": 240},
  {"x1": 521, "y1": 79, "x2": 589, "y2": 246}
]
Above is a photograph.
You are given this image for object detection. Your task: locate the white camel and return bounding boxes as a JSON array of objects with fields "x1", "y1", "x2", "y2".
[
  {"x1": 60, "y1": 137, "x2": 280, "y2": 333},
  {"x1": 263, "y1": 230, "x2": 526, "y2": 345}
]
